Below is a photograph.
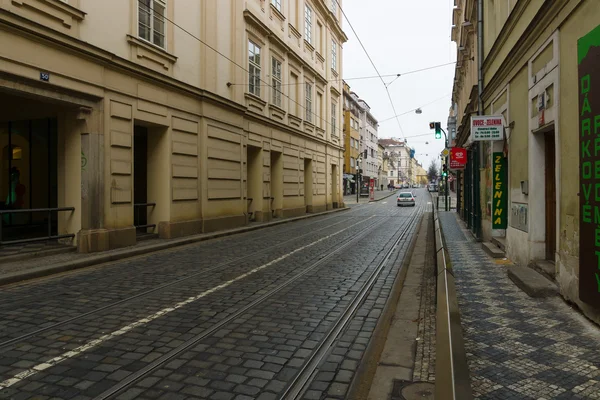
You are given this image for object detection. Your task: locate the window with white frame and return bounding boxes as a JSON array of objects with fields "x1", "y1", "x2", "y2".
[
  {"x1": 248, "y1": 41, "x2": 261, "y2": 96},
  {"x1": 331, "y1": 40, "x2": 337, "y2": 70},
  {"x1": 331, "y1": 0, "x2": 336, "y2": 13},
  {"x1": 350, "y1": 138, "x2": 354, "y2": 148},
  {"x1": 138, "y1": 0, "x2": 166, "y2": 49},
  {"x1": 271, "y1": 57, "x2": 282, "y2": 106},
  {"x1": 305, "y1": 83, "x2": 313, "y2": 122},
  {"x1": 350, "y1": 157, "x2": 355, "y2": 168},
  {"x1": 304, "y1": 5, "x2": 312, "y2": 44},
  {"x1": 331, "y1": 102, "x2": 337, "y2": 135},
  {"x1": 271, "y1": 0, "x2": 281, "y2": 11}
]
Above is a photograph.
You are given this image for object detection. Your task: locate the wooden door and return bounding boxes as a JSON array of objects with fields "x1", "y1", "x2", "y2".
[{"x1": 545, "y1": 132, "x2": 556, "y2": 260}]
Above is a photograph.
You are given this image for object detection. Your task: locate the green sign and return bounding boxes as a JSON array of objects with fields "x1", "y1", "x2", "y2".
[
  {"x1": 492, "y1": 152, "x2": 507, "y2": 229},
  {"x1": 578, "y1": 24, "x2": 600, "y2": 307}
]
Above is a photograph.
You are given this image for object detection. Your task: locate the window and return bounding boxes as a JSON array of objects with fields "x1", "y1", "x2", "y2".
[
  {"x1": 304, "y1": 5, "x2": 312, "y2": 43},
  {"x1": 271, "y1": 57, "x2": 282, "y2": 106},
  {"x1": 331, "y1": 40, "x2": 337, "y2": 70},
  {"x1": 331, "y1": 102, "x2": 337, "y2": 135},
  {"x1": 331, "y1": 0, "x2": 336, "y2": 12},
  {"x1": 248, "y1": 41, "x2": 261, "y2": 96},
  {"x1": 350, "y1": 157, "x2": 355, "y2": 168},
  {"x1": 350, "y1": 138, "x2": 354, "y2": 148},
  {"x1": 390, "y1": 171, "x2": 394, "y2": 176},
  {"x1": 138, "y1": 0, "x2": 166, "y2": 48},
  {"x1": 271, "y1": 0, "x2": 281, "y2": 11},
  {"x1": 305, "y1": 83, "x2": 313, "y2": 122}
]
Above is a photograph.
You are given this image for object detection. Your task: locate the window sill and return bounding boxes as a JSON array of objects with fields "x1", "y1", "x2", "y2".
[
  {"x1": 304, "y1": 40, "x2": 315, "y2": 53},
  {"x1": 331, "y1": 68, "x2": 338, "y2": 78},
  {"x1": 9, "y1": 0, "x2": 86, "y2": 29},
  {"x1": 245, "y1": 92, "x2": 267, "y2": 112},
  {"x1": 289, "y1": 23, "x2": 301, "y2": 39},
  {"x1": 316, "y1": 52, "x2": 325, "y2": 63},
  {"x1": 268, "y1": 103, "x2": 286, "y2": 120},
  {"x1": 127, "y1": 35, "x2": 177, "y2": 71},
  {"x1": 269, "y1": 3, "x2": 285, "y2": 22}
]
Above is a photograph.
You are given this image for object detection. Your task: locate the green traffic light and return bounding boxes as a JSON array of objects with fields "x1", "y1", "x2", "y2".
[{"x1": 435, "y1": 131, "x2": 442, "y2": 139}]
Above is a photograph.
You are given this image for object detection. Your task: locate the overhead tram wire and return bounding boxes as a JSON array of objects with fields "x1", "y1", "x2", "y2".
[
  {"x1": 378, "y1": 93, "x2": 452, "y2": 123},
  {"x1": 227, "y1": 61, "x2": 456, "y2": 87},
  {"x1": 332, "y1": 0, "x2": 406, "y2": 139},
  {"x1": 137, "y1": 2, "x2": 337, "y2": 134}
]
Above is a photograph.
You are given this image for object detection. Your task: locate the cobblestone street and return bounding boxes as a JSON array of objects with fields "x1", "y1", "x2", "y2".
[
  {"x1": 0, "y1": 191, "x2": 427, "y2": 400},
  {"x1": 439, "y1": 212, "x2": 600, "y2": 399}
]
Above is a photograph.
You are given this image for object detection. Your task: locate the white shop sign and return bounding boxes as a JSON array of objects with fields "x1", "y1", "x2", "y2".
[{"x1": 471, "y1": 115, "x2": 504, "y2": 141}]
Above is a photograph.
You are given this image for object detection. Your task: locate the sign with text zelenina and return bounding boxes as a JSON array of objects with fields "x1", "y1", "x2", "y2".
[
  {"x1": 578, "y1": 24, "x2": 600, "y2": 308},
  {"x1": 492, "y1": 152, "x2": 507, "y2": 229}
]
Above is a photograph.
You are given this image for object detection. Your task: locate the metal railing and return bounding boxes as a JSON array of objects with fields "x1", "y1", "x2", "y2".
[
  {"x1": 134, "y1": 203, "x2": 156, "y2": 231},
  {"x1": 433, "y1": 202, "x2": 473, "y2": 400},
  {"x1": 0, "y1": 207, "x2": 75, "y2": 246}
]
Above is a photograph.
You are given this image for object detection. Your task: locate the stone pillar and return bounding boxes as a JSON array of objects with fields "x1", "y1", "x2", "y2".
[{"x1": 77, "y1": 105, "x2": 109, "y2": 253}]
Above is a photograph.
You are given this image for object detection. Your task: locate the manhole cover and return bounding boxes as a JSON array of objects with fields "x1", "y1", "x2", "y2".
[{"x1": 391, "y1": 380, "x2": 434, "y2": 400}]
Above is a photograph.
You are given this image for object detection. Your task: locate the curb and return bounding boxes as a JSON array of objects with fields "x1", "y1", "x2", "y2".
[
  {"x1": 369, "y1": 191, "x2": 398, "y2": 203},
  {"x1": 0, "y1": 207, "x2": 351, "y2": 287}
]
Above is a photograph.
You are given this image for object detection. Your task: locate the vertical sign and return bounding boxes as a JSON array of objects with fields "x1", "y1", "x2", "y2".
[
  {"x1": 578, "y1": 24, "x2": 600, "y2": 307},
  {"x1": 369, "y1": 178, "x2": 375, "y2": 201},
  {"x1": 492, "y1": 152, "x2": 507, "y2": 229}
]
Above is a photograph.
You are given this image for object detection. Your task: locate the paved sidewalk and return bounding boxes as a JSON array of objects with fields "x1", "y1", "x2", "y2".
[
  {"x1": 0, "y1": 207, "x2": 349, "y2": 286},
  {"x1": 439, "y1": 212, "x2": 600, "y2": 399},
  {"x1": 343, "y1": 189, "x2": 398, "y2": 205}
]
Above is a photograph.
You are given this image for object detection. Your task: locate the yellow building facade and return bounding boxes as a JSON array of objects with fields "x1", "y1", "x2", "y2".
[
  {"x1": 452, "y1": 0, "x2": 600, "y2": 323},
  {"x1": 342, "y1": 82, "x2": 360, "y2": 180},
  {"x1": 0, "y1": 0, "x2": 347, "y2": 253}
]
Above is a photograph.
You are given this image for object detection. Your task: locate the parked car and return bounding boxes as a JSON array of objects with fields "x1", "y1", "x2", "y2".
[
  {"x1": 397, "y1": 192, "x2": 416, "y2": 207},
  {"x1": 428, "y1": 183, "x2": 438, "y2": 192}
]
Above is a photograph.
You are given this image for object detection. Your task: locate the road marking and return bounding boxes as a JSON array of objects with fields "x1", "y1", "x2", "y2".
[
  {"x1": 382, "y1": 202, "x2": 387, "y2": 204},
  {"x1": 0, "y1": 216, "x2": 375, "y2": 390}
]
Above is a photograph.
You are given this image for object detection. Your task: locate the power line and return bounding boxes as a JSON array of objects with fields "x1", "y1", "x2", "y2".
[
  {"x1": 228, "y1": 61, "x2": 456, "y2": 87},
  {"x1": 138, "y1": 3, "x2": 338, "y2": 134},
  {"x1": 332, "y1": 0, "x2": 406, "y2": 139},
  {"x1": 378, "y1": 94, "x2": 451, "y2": 123}
]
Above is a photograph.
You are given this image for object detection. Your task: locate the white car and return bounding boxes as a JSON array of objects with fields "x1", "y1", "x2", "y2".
[{"x1": 397, "y1": 192, "x2": 416, "y2": 207}]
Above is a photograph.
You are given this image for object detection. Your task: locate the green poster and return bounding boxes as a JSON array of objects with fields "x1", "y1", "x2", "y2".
[
  {"x1": 492, "y1": 152, "x2": 507, "y2": 229},
  {"x1": 578, "y1": 24, "x2": 600, "y2": 307}
]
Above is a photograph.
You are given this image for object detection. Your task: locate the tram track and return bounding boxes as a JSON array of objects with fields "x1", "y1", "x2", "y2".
[
  {"x1": 281, "y1": 204, "x2": 424, "y2": 399},
  {"x1": 87, "y1": 204, "x2": 424, "y2": 400},
  {"x1": 0, "y1": 210, "x2": 365, "y2": 351}
]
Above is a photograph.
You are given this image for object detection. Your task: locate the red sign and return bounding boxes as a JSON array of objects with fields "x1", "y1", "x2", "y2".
[
  {"x1": 369, "y1": 179, "x2": 375, "y2": 200},
  {"x1": 450, "y1": 147, "x2": 467, "y2": 169}
]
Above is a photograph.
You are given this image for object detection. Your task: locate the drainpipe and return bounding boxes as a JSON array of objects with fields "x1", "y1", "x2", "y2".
[{"x1": 473, "y1": 0, "x2": 484, "y2": 240}]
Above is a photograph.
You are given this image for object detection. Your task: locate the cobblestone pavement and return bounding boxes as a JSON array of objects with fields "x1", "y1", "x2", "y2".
[
  {"x1": 413, "y1": 217, "x2": 436, "y2": 383},
  {"x1": 439, "y1": 212, "x2": 600, "y2": 400},
  {"x1": 0, "y1": 191, "x2": 428, "y2": 400}
]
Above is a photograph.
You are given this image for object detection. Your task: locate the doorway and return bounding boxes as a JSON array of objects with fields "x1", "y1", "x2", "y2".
[
  {"x1": 133, "y1": 126, "x2": 150, "y2": 236},
  {"x1": 247, "y1": 145, "x2": 262, "y2": 221},
  {"x1": 304, "y1": 158, "x2": 313, "y2": 212},
  {"x1": 331, "y1": 164, "x2": 338, "y2": 208},
  {"x1": 270, "y1": 151, "x2": 282, "y2": 218},
  {"x1": 544, "y1": 132, "x2": 556, "y2": 260},
  {"x1": 0, "y1": 118, "x2": 58, "y2": 243}
]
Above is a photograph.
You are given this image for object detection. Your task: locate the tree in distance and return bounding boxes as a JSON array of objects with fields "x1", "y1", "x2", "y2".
[{"x1": 427, "y1": 161, "x2": 438, "y2": 182}]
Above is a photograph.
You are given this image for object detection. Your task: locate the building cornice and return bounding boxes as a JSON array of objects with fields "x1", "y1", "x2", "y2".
[{"x1": 482, "y1": 0, "x2": 577, "y2": 103}]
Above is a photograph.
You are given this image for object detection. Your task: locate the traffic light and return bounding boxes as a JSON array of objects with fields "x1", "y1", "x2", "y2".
[
  {"x1": 442, "y1": 164, "x2": 448, "y2": 177},
  {"x1": 429, "y1": 122, "x2": 442, "y2": 139}
]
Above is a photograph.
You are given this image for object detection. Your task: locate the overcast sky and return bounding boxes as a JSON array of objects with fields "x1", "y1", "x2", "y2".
[{"x1": 341, "y1": 0, "x2": 457, "y2": 169}]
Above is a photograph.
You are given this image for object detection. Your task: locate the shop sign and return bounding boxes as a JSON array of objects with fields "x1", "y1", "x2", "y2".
[
  {"x1": 578, "y1": 24, "x2": 600, "y2": 307},
  {"x1": 450, "y1": 147, "x2": 467, "y2": 169},
  {"x1": 471, "y1": 115, "x2": 504, "y2": 141},
  {"x1": 492, "y1": 152, "x2": 507, "y2": 229}
]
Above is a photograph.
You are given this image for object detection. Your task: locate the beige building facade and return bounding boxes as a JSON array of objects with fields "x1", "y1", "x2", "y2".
[
  {"x1": 452, "y1": 0, "x2": 600, "y2": 323},
  {"x1": 0, "y1": 0, "x2": 347, "y2": 252}
]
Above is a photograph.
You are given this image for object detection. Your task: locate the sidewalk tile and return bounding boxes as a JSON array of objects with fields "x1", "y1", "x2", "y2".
[{"x1": 438, "y1": 212, "x2": 600, "y2": 399}]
